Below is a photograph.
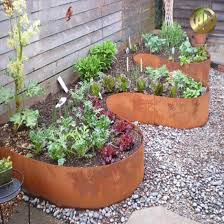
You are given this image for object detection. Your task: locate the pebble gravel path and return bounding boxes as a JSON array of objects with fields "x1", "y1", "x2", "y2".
[{"x1": 23, "y1": 69, "x2": 224, "y2": 224}]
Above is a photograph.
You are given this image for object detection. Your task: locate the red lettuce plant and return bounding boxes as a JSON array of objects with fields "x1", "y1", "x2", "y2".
[
  {"x1": 117, "y1": 133, "x2": 134, "y2": 151},
  {"x1": 89, "y1": 96, "x2": 103, "y2": 109},
  {"x1": 113, "y1": 120, "x2": 133, "y2": 133},
  {"x1": 101, "y1": 145, "x2": 117, "y2": 164},
  {"x1": 89, "y1": 96, "x2": 116, "y2": 121}
]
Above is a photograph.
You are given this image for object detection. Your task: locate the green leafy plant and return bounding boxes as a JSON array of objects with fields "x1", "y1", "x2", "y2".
[
  {"x1": 92, "y1": 128, "x2": 110, "y2": 149},
  {"x1": 146, "y1": 65, "x2": 169, "y2": 82},
  {"x1": 179, "y1": 40, "x2": 208, "y2": 65},
  {"x1": 25, "y1": 81, "x2": 44, "y2": 97},
  {"x1": 0, "y1": 85, "x2": 13, "y2": 104},
  {"x1": 130, "y1": 43, "x2": 139, "y2": 53},
  {"x1": 116, "y1": 74, "x2": 129, "y2": 92},
  {"x1": 183, "y1": 88, "x2": 202, "y2": 98},
  {"x1": 90, "y1": 82, "x2": 101, "y2": 97},
  {"x1": 74, "y1": 55, "x2": 102, "y2": 81},
  {"x1": 143, "y1": 33, "x2": 165, "y2": 53},
  {"x1": 170, "y1": 70, "x2": 203, "y2": 98},
  {"x1": 70, "y1": 81, "x2": 90, "y2": 105},
  {"x1": 160, "y1": 22, "x2": 186, "y2": 49},
  {"x1": 136, "y1": 77, "x2": 147, "y2": 92},
  {"x1": 48, "y1": 135, "x2": 67, "y2": 166},
  {"x1": 29, "y1": 129, "x2": 48, "y2": 155},
  {"x1": 193, "y1": 45, "x2": 209, "y2": 63},
  {"x1": 102, "y1": 75, "x2": 116, "y2": 93},
  {"x1": 68, "y1": 125, "x2": 91, "y2": 158},
  {"x1": 151, "y1": 83, "x2": 164, "y2": 96},
  {"x1": 10, "y1": 109, "x2": 39, "y2": 130},
  {"x1": 169, "y1": 86, "x2": 177, "y2": 98},
  {"x1": 90, "y1": 41, "x2": 117, "y2": 71},
  {"x1": 0, "y1": 157, "x2": 12, "y2": 172},
  {"x1": 131, "y1": 66, "x2": 141, "y2": 81}
]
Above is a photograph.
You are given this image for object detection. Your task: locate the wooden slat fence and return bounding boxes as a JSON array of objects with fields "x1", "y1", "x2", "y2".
[{"x1": 0, "y1": 0, "x2": 154, "y2": 122}]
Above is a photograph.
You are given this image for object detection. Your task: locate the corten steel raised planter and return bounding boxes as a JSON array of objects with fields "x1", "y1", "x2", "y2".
[
  {"x1": 106, "y1": 92, "x2": 209, "y2": 129},
  {"x1": 133, "y1": 53, "x2": 210, "y2": 86},
  {"x1": 0, "y1": 133, "x2": 144, "y2": 209}
]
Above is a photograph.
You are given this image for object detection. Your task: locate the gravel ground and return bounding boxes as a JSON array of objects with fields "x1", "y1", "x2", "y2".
[{"x1": 23, "y1": 69, "x2": 224, "y2": 224}]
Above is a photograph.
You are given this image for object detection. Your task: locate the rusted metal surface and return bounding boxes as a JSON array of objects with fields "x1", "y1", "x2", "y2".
[
  {"x1": 106, "y1": 92, "x2": 209, "y2": 129},
  {"x1": 133, "y1": 53, "x2": 211, "y2": 86},
  {"x1": 0, "y1": 133, "x2": 144, "y2": 209}
]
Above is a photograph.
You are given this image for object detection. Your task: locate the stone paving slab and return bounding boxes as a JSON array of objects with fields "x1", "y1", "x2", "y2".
[
  {"x1": 8, "y1": 202, "x2": 64, "y2": 224},
  {"x1": 127, "y1": 206, "x2": 199, "y2": 224}
]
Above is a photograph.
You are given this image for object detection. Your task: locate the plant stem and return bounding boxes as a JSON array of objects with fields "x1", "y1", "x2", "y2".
[{"x1": 15, "y1": 16, "x2": 24, "y2": 112}]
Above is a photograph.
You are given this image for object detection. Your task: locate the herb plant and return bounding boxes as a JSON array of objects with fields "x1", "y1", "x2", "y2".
[
  {"x1": 160, "y1": 22, "x2": 186, "y2": 49},
  {"x1": 90, "y1": 41, "x2": 117, "y2": 71},
  {"x1": 0, "y1": 157, "x2": 12, "y2": 172},
  {"x1": 74, "y1": 55, "x2": 102, "y2": 81}
]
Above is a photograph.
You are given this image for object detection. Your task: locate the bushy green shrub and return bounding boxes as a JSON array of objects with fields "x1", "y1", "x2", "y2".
[
  {"x1": 74, "y1": 55, "x2": 102, "y2": 81},
  {"x1": 90, "y1": 41, "x2": 117, "y2": 71}
]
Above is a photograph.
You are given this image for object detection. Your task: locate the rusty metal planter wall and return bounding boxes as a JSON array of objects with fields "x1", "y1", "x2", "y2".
[
  {"x1": 133, "y1": 53, "x2": 211, "y2": 86},
  {"x1": 0, "y1": 136, "x2": 144, "y2": 209},
  {"x1": 106, "y1": 92, "x2": 209, "y2": 129}
]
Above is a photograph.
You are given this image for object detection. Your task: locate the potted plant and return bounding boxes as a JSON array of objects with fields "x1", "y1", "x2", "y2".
[
  {"x1": 0, "y1": 157, "x2": 13, "y2": 186},
  {"x1": 133, "y1": 22, "x2": 211, "y2": 85},
  {"x1": 100, "y1": 66, "x2": 209, "y2": 129},
  {"x1": 189, "y1": 31, "x2": 207, "y2": 46}
]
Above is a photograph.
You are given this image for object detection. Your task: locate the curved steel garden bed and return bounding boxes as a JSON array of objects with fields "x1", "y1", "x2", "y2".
[
  {"x1": 106, "y1": 92, "x2": 209, "y2": 129},
  {"x1": 133, "y1": 53, "x2": 211, "y2": 86},
  {"x1": 0, "y1": 133, "x2": 144, "y2": 209}
]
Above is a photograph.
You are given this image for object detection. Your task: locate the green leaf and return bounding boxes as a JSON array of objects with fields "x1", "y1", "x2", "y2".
[
  {"x1": 26, "y1": 81, "x2": 44, "y2": 97},
  {"x1": 10, "y1": 109, "x2": 39, "y2": 130}
]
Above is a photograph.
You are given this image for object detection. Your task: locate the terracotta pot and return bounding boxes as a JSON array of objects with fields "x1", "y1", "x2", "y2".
[
  {"x1": 133, "y1": 53, "x2": 210, "y2": 86},
  {"x1": 106, "y1": 92, "x2": 209, "y2": 129},
  {"x1": 193, "y1": 33, "x2": 207, "y2": 45},
  {"x1": 0, "y1": 131, "x2": 144, "y2": 208}
]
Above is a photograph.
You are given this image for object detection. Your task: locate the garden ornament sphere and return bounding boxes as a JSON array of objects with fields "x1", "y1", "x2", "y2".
[{"x1": 190, "y1": 8, "x2": 217, "y2": 34}]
